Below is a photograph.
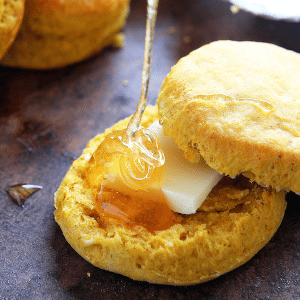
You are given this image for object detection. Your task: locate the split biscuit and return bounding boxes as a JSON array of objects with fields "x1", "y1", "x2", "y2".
[
  {"x1": 157, "y1": 40, "x2": 300, "y2": 193},
  {"x1": 54, "y1": 105, "x2": 286, "y2": 285},
  {"x1": 0, "y1": 0, "x2": 25, "y2": 59},
  {"x1": 1, "y1": 0, "x2": 130, "y2": 69}
]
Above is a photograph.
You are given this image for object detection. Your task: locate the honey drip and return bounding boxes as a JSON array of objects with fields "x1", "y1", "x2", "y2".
[
  {"x1": 94, "y1": 187, "x2": 174, "y2": 234},
  {"x1": 86, "y1": 0, "x2": 175, "y2": 233},
  {"x1": 86, "y1": 128, "x2": 165, "y2": 190}
]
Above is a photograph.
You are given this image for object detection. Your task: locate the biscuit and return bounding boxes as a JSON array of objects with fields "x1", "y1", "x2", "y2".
[
  {"x1": 157, "y1": 40, "x2": 300, "y2": 193},
  {"x1": 0, "y1": 0, "x2": 24, "y2": 59},
  {"x1": 1, "y1": 0, "x2": 130, "y2": 69},
  {"x1": 54, "y1": 105, "x2": 286, "y2": 285}
]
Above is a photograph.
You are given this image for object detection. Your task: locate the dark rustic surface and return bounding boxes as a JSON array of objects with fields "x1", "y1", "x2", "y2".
[{"x1": 1, "y1": 0, "x2": 300, "y2": 299}]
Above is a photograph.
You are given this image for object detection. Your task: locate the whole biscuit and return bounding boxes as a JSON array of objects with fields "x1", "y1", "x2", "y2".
[
  {"x1": 54, "y1": 105, "x2": 286, "y2": 285},
  {"x1": 0, "y1": 0, "x2": 24, "y2": 59},
  {"x1": 157, "y1": 40, "x2": 300, "y2": 193},
  {"x1": 1, "y1": 0, "x2": 130, "y2": 69}
]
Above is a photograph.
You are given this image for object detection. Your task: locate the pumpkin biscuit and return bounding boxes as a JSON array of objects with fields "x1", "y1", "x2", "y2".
[
  {"x1": 0, "y1": 0, "x2": 24, "y2": 59},
  {"x1": 157, "y1": 40, "x2": 300, "y2": 193},
  {"x1": 1, "y1": 0, "x2": 130, "y2": 69},
  {"x1": 54, "y1": 105, "x2": 286, "y2": 285}
]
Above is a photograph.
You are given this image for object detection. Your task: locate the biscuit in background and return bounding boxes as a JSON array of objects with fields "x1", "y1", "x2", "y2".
[
  {"x1": 0, "y1": 0, "x2": 24, "y2": 59},
  {"x1": 54, "y1": 105, "x2": 286, "y2": 285},
  {"x1": 1, "y1": 0, "x2": 130, "y2": 69}
]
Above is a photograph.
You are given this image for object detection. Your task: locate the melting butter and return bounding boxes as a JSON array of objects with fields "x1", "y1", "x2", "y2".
[
  {"x1": 100, "y1": 121, "x2": 223, "y2": 215},
  {"x1": 149, "y1": 121, "x2": 223, "y2": 214}
]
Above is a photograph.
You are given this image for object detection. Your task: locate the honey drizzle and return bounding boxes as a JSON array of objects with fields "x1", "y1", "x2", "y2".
[
  {"x1": 126, "y1": 0, "x2": 159, "y2": 138},
  {"x1": 95, "y1": 186, "x2": 174, "y2": 234},
  {"x1": 86, "y1": 0, "x2": 175, "y2": 233}
]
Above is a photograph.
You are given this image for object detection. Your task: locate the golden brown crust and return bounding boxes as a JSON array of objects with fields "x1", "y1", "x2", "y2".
[
  {"x1": 0, "y1": 0, "x2": 25, "y2": 59},
  {"x1": 54, "y1": 105, "x2": 286, "y2": 285},
  {"x1": 157, "y1": 40, "x2": 300, "y2": 193},
  {"x1": 1, "y1": 0, "x2": 130, "y2": 69}
]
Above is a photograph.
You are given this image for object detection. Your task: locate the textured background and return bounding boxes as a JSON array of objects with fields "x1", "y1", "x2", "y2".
[{"x1": 1, "y1": 0, "x2": 300, "y2": 299}]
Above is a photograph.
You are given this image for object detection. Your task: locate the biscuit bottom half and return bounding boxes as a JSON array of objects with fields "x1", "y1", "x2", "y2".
[{"x1": 54, "y1": 106, "x2": 287, "y2": 285}]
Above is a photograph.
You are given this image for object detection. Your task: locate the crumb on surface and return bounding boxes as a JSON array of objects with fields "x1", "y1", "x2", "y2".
[
  {"x1": 230, "y1": 5, "x2": 240, "y2": 14},
  {"x1": 168, "y1": 26, "x2": 176, "y2": 34},
  {"x1": 112, "y1": 33, "x2": 125, "y2": 48},
  {"x1": 183, "y1": 35, "x2": 191, "y2": 44}
]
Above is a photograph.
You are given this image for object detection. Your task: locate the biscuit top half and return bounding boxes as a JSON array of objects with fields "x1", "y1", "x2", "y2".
[{"x1": 157, "y1": 40, "x2": 300, "y2": 193}]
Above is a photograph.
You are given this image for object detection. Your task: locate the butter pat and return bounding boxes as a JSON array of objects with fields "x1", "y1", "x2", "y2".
[{"x1": 149, "y1": 121, "x2": 223, "y2": 214}]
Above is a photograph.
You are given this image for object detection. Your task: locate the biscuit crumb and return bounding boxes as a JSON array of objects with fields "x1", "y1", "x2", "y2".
[
  {"x1": 87, "y1": 272, "x2": 91, "y2": 277},
  {"x1": 113, "y1": 33, "x2": 125, "y2": 48},
  {"x1": 230, "y1": 5, "x2": 240, "y2": 14},
  {"x1": 123, "y1": 80, "x2": 129, "y2": 86},
  {"x1": 168, "y1": 26, "x2": 176, "y2": 34},
  {"x1": 183, "y1": 35, "x2": 191, "y2": 44}
]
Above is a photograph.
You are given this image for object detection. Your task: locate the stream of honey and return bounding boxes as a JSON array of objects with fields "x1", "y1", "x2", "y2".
[{"x1": 85, "y1": 0, "x2": 175, "y2": 233}]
